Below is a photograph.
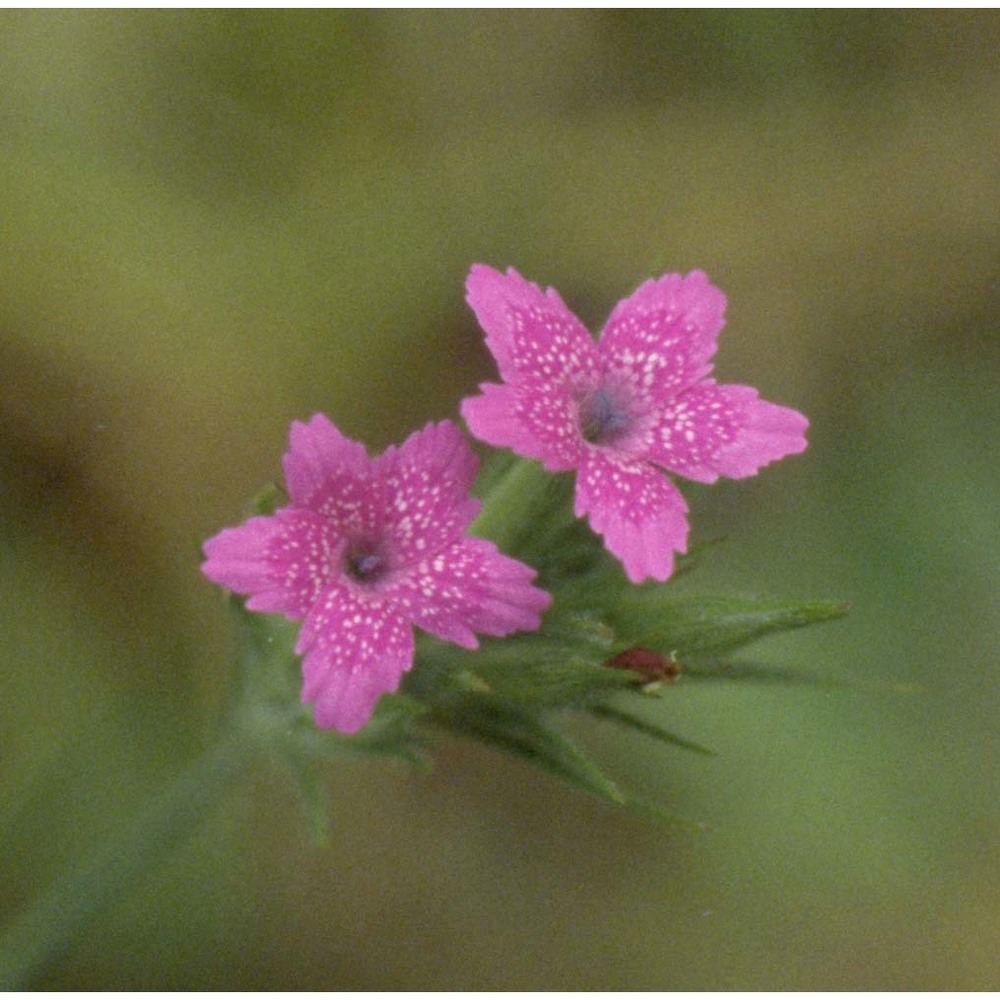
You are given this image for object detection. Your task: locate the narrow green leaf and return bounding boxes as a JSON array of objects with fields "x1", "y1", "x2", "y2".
[
  {"x1": 432, "y1": 698, "x2": 627, "y2": 807},
  {"x1": 606, "y1": 592, "x2": 849, "y2": 656},
  {"x1": 470, "y1": 456, "x2": 572, "y2": 557},
  {"x1": 472, "y1": 656, "x2": 637, "y2": 706},
  {"x1": 471, "y1": 456, "x2": 617, "y2": 587},
  {"x1": 589, "y1": 703, "x2": 715, "y2": 756},
  {"x1": 408, "y1": 611, "x2": 631, "y2": 709}
]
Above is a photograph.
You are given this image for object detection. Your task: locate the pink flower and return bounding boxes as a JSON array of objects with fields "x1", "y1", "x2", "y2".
[
  {"x1": 202, "y1": 417, "x2": 551, "y2": 733},
  {"x1": 461, "y1": 266, "x2": 808, "y2": 584}
]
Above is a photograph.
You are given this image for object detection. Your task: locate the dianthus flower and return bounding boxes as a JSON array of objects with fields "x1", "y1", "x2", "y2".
[
  {"x1": 461, "y1": 266, "x2": 808, "y2": 583},
  {"x1": 202, "y1": 417, "x2": 551, "y2": 733}
]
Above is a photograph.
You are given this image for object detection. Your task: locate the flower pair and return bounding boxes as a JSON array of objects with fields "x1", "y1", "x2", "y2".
[{"x1": 203, "y1": 266, "x2": 808, "y2": 733}]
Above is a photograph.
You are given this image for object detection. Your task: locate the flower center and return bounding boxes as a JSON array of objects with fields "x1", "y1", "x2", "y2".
[
  {"x1": 344, "y1": 542, "x2": 387, "y2": 584},
  {"x1": 579, "y1": 386, "x2": 632, "y2": 445}
]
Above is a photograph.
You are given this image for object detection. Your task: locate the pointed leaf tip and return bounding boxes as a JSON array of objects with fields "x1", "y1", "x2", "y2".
[
  {"x1": 607, "y1": 593, "x2": 849, "y2": 657},
  {"x1": 432, "y1": 698, "x2": 627, "y2": 806}
]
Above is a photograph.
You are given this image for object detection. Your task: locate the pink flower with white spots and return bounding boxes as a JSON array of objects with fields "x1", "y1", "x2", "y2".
[
  {"x1": 461, "y1": 265, "x2": 808, "y2": 584},
  {"x1": 202, "y1": 417, "x2": 551, "y2": 733}
]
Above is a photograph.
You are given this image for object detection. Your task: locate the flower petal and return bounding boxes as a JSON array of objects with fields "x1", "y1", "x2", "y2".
[
  {"x1": 283, "y1": 413, "x2": 372, "y2": 510},
  {"x1": 377, "y1": 421, "x2": 482, "y2": 564},
  {"x1": 204, "y1": 409, "x2": 552, "y2": 734},
  {"x1": 574, "y1": 450, "x2": 689, "y2": 583},
  {"x1": 646, "y1": 382, "x2": 809, "y2": 484},
  {"x1": 599, "y1": 270, "x2": 726, "y2": 402},
  {"x1": 462, "y1": 380, "x2": 584, "y2": 472},
  {"x1": 202, "y1": 507, "x2": 340, "y2": 617},
  {"x1": 466, "y1": 264, "x2": 601, "y2": 387},
  {"x1": 391, "y1": 536, "x2": 551, "y2": 647},
  {"x1": 462, "y1": 382, "x2": 549, "y2": 461},
  {"x1": 298, "y1": 585, "x2": 415, "y2": 733}
]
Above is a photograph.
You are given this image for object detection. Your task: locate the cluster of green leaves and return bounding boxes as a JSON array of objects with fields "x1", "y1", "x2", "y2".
[{"x1": 227, "y1": 456, "x2": 846, "y2": 836}]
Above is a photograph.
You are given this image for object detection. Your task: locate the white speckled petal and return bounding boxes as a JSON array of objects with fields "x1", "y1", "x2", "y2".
[
  {"x1": 646, "y1": 381, "x2": 809, "y2": 483},
  {"x1": 573, "y1": 449, "x2": 689, "y2": 584},
  {"x1": 391, "y1": 536, "x2": 551, "y2": 647},
  {"x1": 463, "y1": 378, "x2": 585, "y2": 472},
  {"x1": 599, "y1": 270, "x2": 726, "y2": 402},
  {"x1": 203, "y1": 414, "x2": 550, "y2": 734},
  {"x1": 202, "y1": 507, "x2": 341, "y2": 618},
  {"x1": 462, "y1": 381, "x2": 550, "y2": 463},
  {"x1": 298, "y1": 586, "x2": 415, "y2": 734},
  {"x1": 466, "y1": 264, "x2": 601, "y2": 386},
  {"x1": 377, "y1": 421, "x2": 482, "y2": 565},
  {"x1": 283, "y1": 413, "x2": 372, "y2": 509}
]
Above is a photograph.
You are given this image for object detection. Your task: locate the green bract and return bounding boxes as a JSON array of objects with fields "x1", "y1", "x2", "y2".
[{"x1": 228, "y1": 457, "x2": 847, "y2": 833}]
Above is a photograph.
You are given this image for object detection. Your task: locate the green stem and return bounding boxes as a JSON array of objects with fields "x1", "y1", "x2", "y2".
[
  {"x1": 0, "y1": 726, "x2": 255, "y2": 989},
  {"x1": 470, "y1": 456, "x2": 557, "y2": 553}
]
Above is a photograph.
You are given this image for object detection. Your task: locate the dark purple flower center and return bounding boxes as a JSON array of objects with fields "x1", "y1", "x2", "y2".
[
  {"x1": 344, "y1": 542, "x2": 387, "y2": 583},
  {"x1": 579, "y1": 386, "x2": 632, "y2": 445}
]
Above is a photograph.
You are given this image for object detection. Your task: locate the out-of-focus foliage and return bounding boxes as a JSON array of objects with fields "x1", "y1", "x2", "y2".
[{"x1": 2, "y1": 10, "x2": 999, "y2": 989}]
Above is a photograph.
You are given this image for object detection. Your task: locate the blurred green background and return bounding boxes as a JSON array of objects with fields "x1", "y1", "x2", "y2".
[{"x1": 2, "y1": 10, "x2": 999, "y2": 989}]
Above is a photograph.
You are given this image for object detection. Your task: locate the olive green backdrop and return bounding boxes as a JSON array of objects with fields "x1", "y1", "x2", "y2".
[{"x1": 2, "y1": 10, "x2": 998, "y2": 989}]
